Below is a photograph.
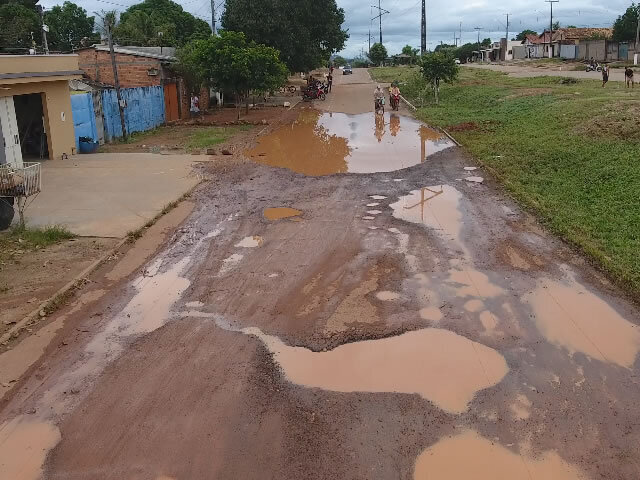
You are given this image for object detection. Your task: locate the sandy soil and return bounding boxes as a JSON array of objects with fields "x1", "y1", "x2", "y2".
[
  {"x1": 1, "y1": 68, "x2": 639, "y2": 480},
  {"x1": 0, "y1": 238, "x2": 118, "y2": 339}
]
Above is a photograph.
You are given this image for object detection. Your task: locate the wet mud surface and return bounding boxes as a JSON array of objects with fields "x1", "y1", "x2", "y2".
[
  {"x1": 1, "y1": 78, "x2": 640, "y2": 479},
  {"x1": 246, "y1": 108, "x2": 454, "y2": 175}
]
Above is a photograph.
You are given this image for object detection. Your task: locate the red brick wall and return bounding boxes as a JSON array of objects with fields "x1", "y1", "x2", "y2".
[{"x1": 77, "y1": 49, "x2": 165, "y2": 88}]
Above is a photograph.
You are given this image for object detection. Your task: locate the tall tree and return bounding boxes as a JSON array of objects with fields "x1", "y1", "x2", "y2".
[
  {"x1": 516, "y1": 29, "x2": 537, "y2": 41},
  {"x1": 613, "y1": 3, "x2": 640, "y2": 42},
  {"x1": 419, "y1": 51, "x2": 458, "y2": 104},
  {"x1": 177, "y1": 31, "x2": 288, "y2": 117},
  {"x1": 221, "y1": 0, "x2": 348, "y2": 72},
  {"x1": 115, "y1": 0, "x2": 210, "y2": 46},
  {"x1": 0, "y1": 3, "x2": 39, "y2": 51},
  {"x1": 44, "y1": 2, "x2": 98, "y2": 52},
  {"x1": 368, "y1": 42, "x2": 387, "y2": 66}
]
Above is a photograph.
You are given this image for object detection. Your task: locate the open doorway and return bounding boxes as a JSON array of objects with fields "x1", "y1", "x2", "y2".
[{"x1": 14, "y1": 93, "x2": 48, "y2": 160}]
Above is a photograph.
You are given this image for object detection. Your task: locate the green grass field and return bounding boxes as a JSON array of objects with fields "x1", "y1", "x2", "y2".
[{"x1": 371, "y1": 66, "x2": 640, "y2": 294}]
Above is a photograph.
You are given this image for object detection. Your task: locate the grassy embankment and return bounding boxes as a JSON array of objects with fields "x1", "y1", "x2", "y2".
[
  {"x1": 0, "y1": 226, "x2": 75, "y2": 263},
  {"x1": 371, "y1": 66, "x2": 640, "y2": 294},
  {"x1": 101, "y1": 125, "x2": 253, "y2": 152}
]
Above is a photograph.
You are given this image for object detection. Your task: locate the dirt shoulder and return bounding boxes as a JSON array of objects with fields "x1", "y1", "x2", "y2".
[{"x1": 0, "y1": 237, "x2": 118, "y2": 339}]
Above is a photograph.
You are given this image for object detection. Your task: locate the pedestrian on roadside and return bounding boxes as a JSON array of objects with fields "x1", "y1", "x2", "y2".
[
  {"x1": 190, "y1": 94, "x2": 200, "y2": 117},
  {"x1": 625, "y1": 66, "x2": 635, "y2": 89},
  {"x1": 602, "y1": 64, "x2": 610, "y2": 88},
  {"x1": 327, "y1": 72, "x2": 333, "y2": 92}
]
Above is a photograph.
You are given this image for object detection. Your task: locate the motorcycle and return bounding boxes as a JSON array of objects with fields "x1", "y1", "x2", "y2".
[
  {"x1": 302, "y1": 84, "x2": 326, "y2": 101},
  {"x1": 586, "y1": 63, "x2": 602, "y2": 73},
  {"x1": 375, "y1": 97, "x2": 385, "y2": 115},
  {"x1": 390, "y1": 93, "x2": 400, "y2": 111}
]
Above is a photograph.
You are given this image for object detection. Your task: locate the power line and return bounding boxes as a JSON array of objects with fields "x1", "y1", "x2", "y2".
[{"x1": 371, "y1": 1, "x2": 389, "y2": 44}]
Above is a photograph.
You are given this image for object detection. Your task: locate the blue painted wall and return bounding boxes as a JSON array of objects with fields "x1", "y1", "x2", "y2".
[
  {"x1": 70, "y1": 93, "x2": 98, "y2": 149},
  {"x1": 102, "y1": 86, "x2": 166, "y2": 141}
]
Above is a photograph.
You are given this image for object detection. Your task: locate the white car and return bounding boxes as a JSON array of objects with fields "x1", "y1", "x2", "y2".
[{"x1": 454, "y1": 59, "x2": 461, "y2": 65}]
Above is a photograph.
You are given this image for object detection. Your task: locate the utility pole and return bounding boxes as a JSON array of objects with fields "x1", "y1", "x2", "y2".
[
  {"x1": 635, "y1": 6, "x2": 640, "y2": 64},
  {"x1": 421, "y1": 0, "x2": 426, "y2": 54},
  {"x1": 504, "y1": 13, "x2": 510, "y2": 61},
  {"x1": 475, "y1": 26, "x2": 482, "y2": 61},
  {"x1": 546, "y1": 0, "x2": 559, "y2": 59},
  {"x1": 460, "y1": 22, "x2": 462, "y2": 46},
  {"x1": 104, "y1": 17, "x2": 127, "y2": 140},
  {"x1": 38, "y1": 6, "x2": 49, "y2": 54},
  {"x1": 211, "y1": 0, "x2": 216, "y2": 34},
  {"x1": 371, "y1": 1, "x2": 389, "y2": 45}
]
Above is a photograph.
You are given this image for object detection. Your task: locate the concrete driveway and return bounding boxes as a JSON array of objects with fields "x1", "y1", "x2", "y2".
[{"x1": 26, "y1": 153, "x2": 207, "y2": 238}]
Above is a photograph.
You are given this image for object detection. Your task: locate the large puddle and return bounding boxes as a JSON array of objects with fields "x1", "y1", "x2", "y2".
[
  {"x1": 246, "y1": 110, "x2": 454, "y2": 175},
  {"x1": 525, "y1": 273, "x2": 640, "y2": 368},
  {"x1": 0, "y1": 415, "x2": 61, "y2": 480},
  {"x1": 224, "y1": 321, "x2": 508, "y2": 414},
  {"x1": 413, "y1": 430, "x2": 585, "y2": 479}
]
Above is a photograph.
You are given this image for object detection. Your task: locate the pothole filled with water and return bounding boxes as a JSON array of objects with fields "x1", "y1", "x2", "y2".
[{"x1": 246, "y1": 110, "x2": 454, "y2": 175}]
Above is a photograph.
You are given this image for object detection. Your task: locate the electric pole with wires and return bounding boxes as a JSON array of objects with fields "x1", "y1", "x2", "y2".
[
  {"x1": 211, "y1": 0, "x2": 216, "y2": 34},
  {"x1": 546, "y1": 0, "x2": 559, "y2": 59},
  {"x1": 421, "y1": 0, "x2": 426, "y2": 54},
  {"x1": 371, "y1": 0, "x2": 389, "y2": 45},
  {"x1": 475, "y1": 27, "x2": 482, "y2": 61}
]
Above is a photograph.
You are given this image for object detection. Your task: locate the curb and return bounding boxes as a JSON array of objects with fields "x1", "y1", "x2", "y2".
[
  {"x1": 0, "y1": 237, "x2": 127, "y2": 345},
  {"x1": 441, "y1": 128, "x2": 462, "y2": 147},
  {"x1": 0, "y1": 179, "x2": 205, "y2": 346}
]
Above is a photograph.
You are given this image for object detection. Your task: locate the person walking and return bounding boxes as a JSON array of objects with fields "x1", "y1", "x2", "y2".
[
  {"x1": 327, "y1": 72, "x2": 333, "y2": 93},
  {"x1": 602, "y1": 64, "x2": 610, "y2": 88},
  {"x1": 625, "y1": 66, "x2": 635, "y2": 89}
]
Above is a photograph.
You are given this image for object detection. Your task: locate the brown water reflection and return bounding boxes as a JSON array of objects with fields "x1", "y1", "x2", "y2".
[{"x1": 246, "y1": 110, "x2": 454, "y2": 176}]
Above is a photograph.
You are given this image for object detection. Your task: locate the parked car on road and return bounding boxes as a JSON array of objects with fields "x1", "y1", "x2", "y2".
[{"x1": 343, "y1": 65, "x2": 353, "y2": 75}]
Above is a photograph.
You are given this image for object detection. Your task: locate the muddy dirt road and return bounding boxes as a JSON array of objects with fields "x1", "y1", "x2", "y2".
[{"x1": 2, "y1": 68, "x2": 640, "y2": 480}]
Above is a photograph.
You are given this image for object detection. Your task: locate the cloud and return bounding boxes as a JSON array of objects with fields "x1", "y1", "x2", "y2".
[
  {"x1": 336, "y1": 0, "x2": 630, "y2": 57},
  {"x1": 38, "y1": 0, "x2": 630, "y2": 59}
]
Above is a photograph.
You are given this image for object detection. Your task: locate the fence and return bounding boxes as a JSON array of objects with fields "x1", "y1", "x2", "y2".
[
  {"x1": 71, "y1": 85, "x2": 166, "y2": 146},
  {"x1": 70, "y1": 93, "x2": 98, "y2": 150},
  {"x1": 102, "y1": 86, "x2": 165, "y2": 141}
]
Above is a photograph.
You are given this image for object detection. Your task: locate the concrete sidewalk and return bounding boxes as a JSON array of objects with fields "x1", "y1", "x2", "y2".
[{"x1": 25, "y1": 153, "x2": 208, "y2": 238}]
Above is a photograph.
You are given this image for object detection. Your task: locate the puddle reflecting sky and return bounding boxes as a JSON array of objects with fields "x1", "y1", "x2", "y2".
[{"x1": 246, "y1": 110, "x2": 454, "y2": 176}]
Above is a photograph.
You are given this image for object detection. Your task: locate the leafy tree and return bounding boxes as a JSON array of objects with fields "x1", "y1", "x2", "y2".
[
  {"x1": 455, "y1": 42, "x2": 478, "y2": 63},
  {"x1": 516, "y1": 29, "x2": 537, "y2": 41},
  {"x1": 566, "y1": 25, "x2": 577, "y2": 29},
  {"x1": 419, "y1": 51, "x2": 458, "y2": 104},
  {"x1": 333, "y1": 55, "x2": 347, "y2": 67},
  {"x1": 44, "y1": 2, "x2": 98, "y2": 52},
  {"x1": 222, "y1": 0, "x2": 348, "y2": 73},
  {"x1": 482, "y1": 38, "x2": 492, "y2": 47},
  {"x1": 0, "y1": 3, "x2": 39, "y2": 51},
  {"x1": 552, "y1": 21, "x2": 561, "y2": 30},
  {"x1": 368, "y1": 42, "x2": 387, "y2": 66},
  {"x1": 115, "y1": 0, "x2": 210, "y2": 46},
  {"x1": 613, "y1": 3, "x2": 640, "y2": 42},
  {"x1": 177, "y1": 31, "x2": 287, "y2": 118}
]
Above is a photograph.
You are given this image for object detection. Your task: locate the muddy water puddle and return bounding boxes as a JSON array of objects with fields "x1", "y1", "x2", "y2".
[
  {"x1": 413, "y1": 430, "x2": 585, "y2": 480},
  {"x1": 218, "y1": 318, "x2": 508, "y2": 413},
  {"x1": 524, "y1": 272, "x2": 640, "y2": 368},
  {"x1": 264, "y1": 207, "x2": 302, "y2": 221},
  {"x1": 0, "y1": 415, "x2": 61, "y2": 480},
  {"x1": 247, "y1": 110, "x2": 454, "y2": 175}
]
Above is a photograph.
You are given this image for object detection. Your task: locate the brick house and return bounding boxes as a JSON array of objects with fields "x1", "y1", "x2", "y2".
[{"x1": 76, "y1": 45, "x2": 209, "y2": 120}]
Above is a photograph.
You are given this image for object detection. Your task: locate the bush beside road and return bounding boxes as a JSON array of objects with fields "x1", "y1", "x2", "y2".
[{"x1": 370, "y1": 66, "x2": 640, "y2": 294}]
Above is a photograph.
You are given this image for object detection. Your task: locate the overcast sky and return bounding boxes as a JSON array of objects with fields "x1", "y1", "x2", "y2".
[{"x1": 39, "y1": 0, "x2": 631, "y2": 57}]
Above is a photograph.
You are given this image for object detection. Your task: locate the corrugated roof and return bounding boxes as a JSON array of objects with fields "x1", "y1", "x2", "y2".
[{"x1": 79, "y1": 44, "x2": 176, "y2": 61}]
